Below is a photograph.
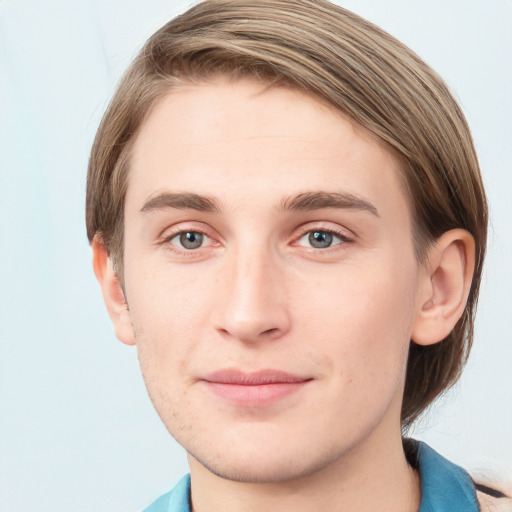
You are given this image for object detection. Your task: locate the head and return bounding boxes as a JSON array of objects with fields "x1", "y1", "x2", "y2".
[{"x1": 87, "y1": 0, "x2": 487, "y2": 465}]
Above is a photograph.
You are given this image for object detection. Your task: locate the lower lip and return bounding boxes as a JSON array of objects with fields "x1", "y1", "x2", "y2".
[{"x1": 204, "y1": 381, "x2": 309, "y2": 407}]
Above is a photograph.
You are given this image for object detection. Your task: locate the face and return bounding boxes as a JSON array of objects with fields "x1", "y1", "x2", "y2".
[{"x1": 121, "y1": 77, "x2": 423, "y2": 482}]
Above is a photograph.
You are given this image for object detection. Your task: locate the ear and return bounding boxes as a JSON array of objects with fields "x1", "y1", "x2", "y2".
[
  {"x1": 411, "y1": 229, "x2": 475, "y2": 346},
  {"x1": 92, "y1": 236, "x2": 136, "y2": 346}
]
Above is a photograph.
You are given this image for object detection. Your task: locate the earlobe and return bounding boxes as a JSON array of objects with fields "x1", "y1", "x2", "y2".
[
  {"x1": 411, "y1": 229, "x2": 475, "y2": 346},
  {"x1": 92, "y1": 236, "x2": 136, "y2": 346}
]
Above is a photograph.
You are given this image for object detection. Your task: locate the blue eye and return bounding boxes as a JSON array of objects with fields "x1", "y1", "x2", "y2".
[
  {"x1": 171, "y1": 231, "x2": 205, "y2": 249},
  {"x1": 298, "y1": 230, "x2": 343, "y2": 249}
]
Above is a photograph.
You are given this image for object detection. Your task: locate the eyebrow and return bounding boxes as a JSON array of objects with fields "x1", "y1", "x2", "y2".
[
  {"x1": 140, "y1": 190, "x2": 379, "y2": 217},
  {"x1": 141, "y1": 192, "x2": 221, "y2": 213},
  {"x1": 280, "y1": 191, "x2": 379, "y2": 217}
]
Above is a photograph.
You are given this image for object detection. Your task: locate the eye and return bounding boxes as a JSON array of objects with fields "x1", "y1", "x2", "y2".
[
  {"x1": 170, "y1": 231, "x2": 208, "y2": 250},
  {"x1": 297, "y1": 230, "x2": 344, "y2": 249}
]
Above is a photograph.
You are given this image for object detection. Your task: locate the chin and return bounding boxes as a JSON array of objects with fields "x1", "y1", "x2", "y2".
[
  {"x1": 193, "y1": 453, "x2": 326, "y2": 484},
  {"x1": 186, "y1": 434, "x2": 349, "y2": 484}
]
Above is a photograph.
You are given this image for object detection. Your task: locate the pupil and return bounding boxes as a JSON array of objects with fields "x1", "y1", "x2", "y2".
[
  {"x1": 180, "y1": 232, "x2": 203, "y2": 249},
  {"x1": 309, "y1": 231, "x2": 332, "y2": 248}
]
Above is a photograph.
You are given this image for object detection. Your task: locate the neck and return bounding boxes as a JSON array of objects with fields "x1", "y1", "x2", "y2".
[{"x1": 188, "y1": 427, "x2": 420, "y2": 512}]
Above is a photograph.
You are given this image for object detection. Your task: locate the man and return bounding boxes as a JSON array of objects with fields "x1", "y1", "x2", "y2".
[{"x1": 86, "y1": 1, "x2": 508, "y2": 510}]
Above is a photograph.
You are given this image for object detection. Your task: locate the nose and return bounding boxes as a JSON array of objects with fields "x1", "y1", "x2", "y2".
[{"x1": 212, "y1": 247, "x2": 292, "y2": 344}]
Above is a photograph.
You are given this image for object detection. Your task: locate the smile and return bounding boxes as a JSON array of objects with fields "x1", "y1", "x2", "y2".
[{"x1": 200, "y1": 369, "x2": 313, "y2": 407}]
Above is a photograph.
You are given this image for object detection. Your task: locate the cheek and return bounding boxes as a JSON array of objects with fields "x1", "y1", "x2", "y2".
[
  {"x1": 124, "y1": 260, "x2": 212, "y2": 375},
  {"x1": 127, "y1": 254, "x2": 210, "y2": 323},
  {"x1": 296, "y1": 259, "x2": 417, "y2": 378}
]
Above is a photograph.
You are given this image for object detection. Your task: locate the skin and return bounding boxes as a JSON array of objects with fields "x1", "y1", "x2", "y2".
[{"x1": 94, "y1": 76, "x2": 475, "y2": 512}]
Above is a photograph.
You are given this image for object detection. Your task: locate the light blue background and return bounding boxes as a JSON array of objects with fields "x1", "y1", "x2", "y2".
[{"x1": 1, "y1": 1, "x2": 511, "y2": 511}]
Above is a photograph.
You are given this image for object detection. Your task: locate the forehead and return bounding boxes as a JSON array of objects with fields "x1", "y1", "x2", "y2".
[{"x1": 127, "y1": 77, "x2": 409, "y2": 224}]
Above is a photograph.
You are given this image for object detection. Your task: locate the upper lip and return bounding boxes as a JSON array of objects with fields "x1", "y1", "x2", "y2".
[{"x1": 201, "y1": 369, "x2": 311, "y2": 385}]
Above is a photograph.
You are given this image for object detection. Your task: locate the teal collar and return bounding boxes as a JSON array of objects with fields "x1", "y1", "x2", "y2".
[
  {"x1": 142, "y1": 474, "x2": 190, "y2": 512},
  {"x1": 412, "y1": 441, "x2": 478, "y2": 512}
]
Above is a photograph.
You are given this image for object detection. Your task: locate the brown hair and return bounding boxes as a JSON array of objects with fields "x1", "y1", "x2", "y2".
[{"x1": 86, "y1": 0, "x2": 488, "y2": 428}]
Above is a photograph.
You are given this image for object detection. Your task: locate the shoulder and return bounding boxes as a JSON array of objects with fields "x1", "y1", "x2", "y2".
[
  {"x1": 477, "y1": 492, "x2": 512, "y2": 512},
  {"x1": 476, "y1": 482, "x2": 512, "y2": 512}
]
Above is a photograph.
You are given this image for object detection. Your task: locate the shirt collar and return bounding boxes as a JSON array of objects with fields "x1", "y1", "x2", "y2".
[{"x1": 412, "y1": 441, "x2": 478, "y2": 512}]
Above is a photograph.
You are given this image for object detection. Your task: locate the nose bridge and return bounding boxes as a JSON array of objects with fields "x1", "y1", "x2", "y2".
[{"x1": 214, "y1": 240, "x2": 290, "y2": 342}]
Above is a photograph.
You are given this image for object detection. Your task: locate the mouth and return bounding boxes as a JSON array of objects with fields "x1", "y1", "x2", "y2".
[{"x1": 199, "y1": 369, "x2": 313, "y2": 407}]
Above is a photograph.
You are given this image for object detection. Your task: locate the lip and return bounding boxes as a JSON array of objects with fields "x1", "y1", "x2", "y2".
[{"x1": 200, "y1": 369, "x2": 312, "y2": 407}]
